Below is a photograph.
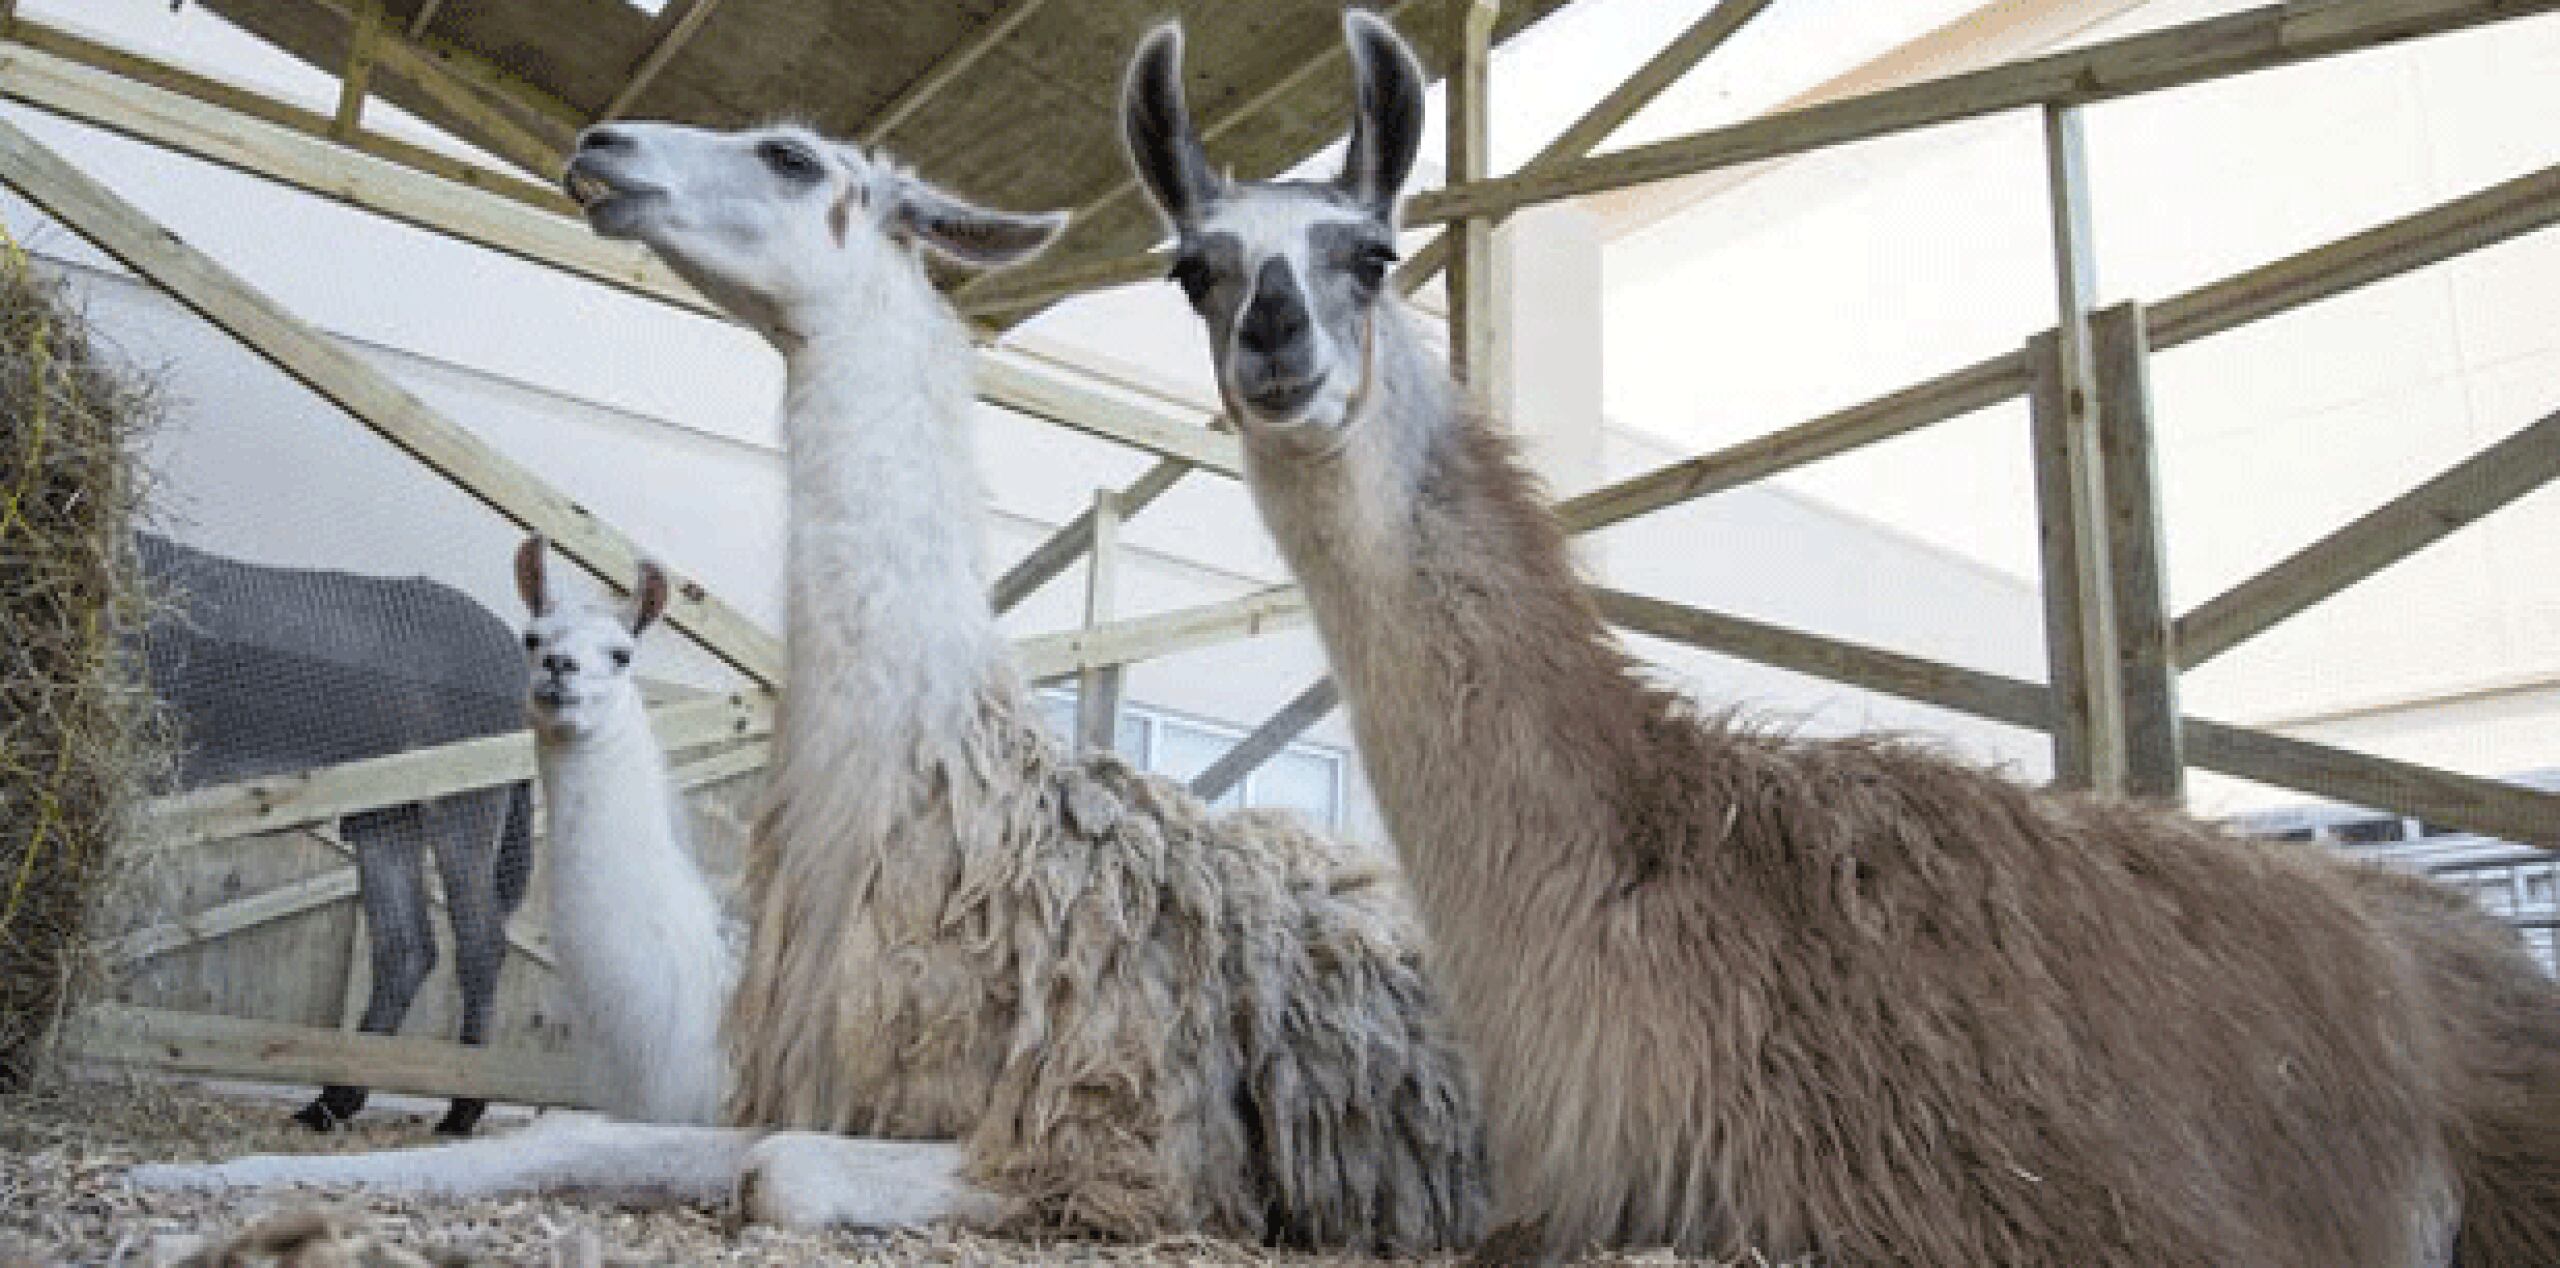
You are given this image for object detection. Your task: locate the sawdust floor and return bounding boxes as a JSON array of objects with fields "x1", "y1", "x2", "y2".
[{"x1": 0, "y1": 1077, "x2": 1729, "y2": 1267}]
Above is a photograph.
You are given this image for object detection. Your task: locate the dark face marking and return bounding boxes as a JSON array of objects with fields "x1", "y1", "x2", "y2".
[{"x1": 1169, "y1": 185, "x2": 1399, "y2": 423}]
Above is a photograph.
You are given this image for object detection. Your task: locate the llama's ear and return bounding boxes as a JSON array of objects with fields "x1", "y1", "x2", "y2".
[
  {"x1": 1335, "y1": 9, "x2": 1426, "y2": 222},
  {"x1": 1122, "y1": 22, "x2": 1219, "y2": 229},
  {"x1": 628, "y1": 560, "x2": 670, "y2": 638},
  {"x1": 514, "y1": 535, "x2": 553, "y2": 617},
  {"x1": 887, "y1": 177, "x2": 1068, "y2": 269}
]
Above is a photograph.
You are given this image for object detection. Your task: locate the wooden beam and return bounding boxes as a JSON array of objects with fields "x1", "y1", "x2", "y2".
[
  {"x1": 133, "y1": 737, "x2": 768, "y2": 965},
  {"x1": 2092, "y1": 302, "x2": 2185, "y2": 801},
  {"x1": 2027, "y1": 332, "x2": 2098, "y2": 787},
  {"x1": 1396, "y1": 0, "x2": 1779, "y2": 293},
  {"x1": 62, "y1": 1005, "x2": 588, "y2": 1107},
  {"x1": 1555, "y1": 153, "x2": 2560, "y2": 545},
  {"x1": 309, "y1": 0, "x2": 585, "y2": 139},
  {"x1": 1599, "y1": 587, "x2": 2054, "y2": 731},
  {"x1": 1593, "y1": 586, "x2": 2560, "y2": 847},
  {"x1": 0, "y1": 40, "x2": 1249, "y2": 482},
  {"x1": 2178, "y1": 405, "x2": 2560, "y2": 669},
  {"x1": 361, "y1": 21, "x2": 568, "y2": 179},
  {"x1": 976, "y1": 358, "x2": 1243, "y2": 476},
  {"x1": 980, "y1": 0, "x2": 2560, "y2": 313},
  {"x1": 600, "y1": 0, "x2": 729, "y2": 123},
  {"x1": 104, "y1": 867, "x2": 363, "y2": 967},
  {"x1": 959, "y1": 251, "x2": 1169, "y2": 319},
  {"x1": 2180, "y1": 719, "x2": 2560, "y2": 849},
  {"x1": 2147, "y1": 161, "x2": 2560, "y2": 351},
  {"x1": 992, "y1": 457, "x2": 1192, "y2": 614},
  {"x1": 1446, "y1": 0, "x2": 1500, "y2": 394},
  {"x1": 329, "y1": 0, "x2": 384, "y2": 143},
  {"x1": 1016, "y1": 587, "x2": 1309, "y2": 682},
  {"x1": 1189, "y1": 678, "x2": 1340, "y2": 802},
  {"x1": 406, "y1": 0, "x2": 447, "y2": 40},
  {"x1": 2040, "y1": 103, "x2": 2128, "y2": 795},
  {"x1": 858, "y1": 0, "x2": 1051, "y2": 146},
  {"x1": 0, "y1": 116, "x2": 786, "y2": 682},
  {"x1": 1074, "y1": 489, "x2": 1127, "y2": 753},
  {"x1": 947, "y1": 0, "x2": 1440, "y2": 312},
  {"x1": 1556, "y1": 351, "x2": 2033, "y2": 533},
  {"x1": 1403, "y1": 0, "x2": 2560, "y2": 226},
  {"x1": 2, "y1": 24, "x2": 569, "y2": 212},
  {"x1": 148, "y1": 692, "x2": 772, "y2": 846}
]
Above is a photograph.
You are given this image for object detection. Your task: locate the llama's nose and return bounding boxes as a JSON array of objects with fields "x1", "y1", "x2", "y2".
[
  {"x1": 577, "y1": 125, "x2": 635, "y2": 154},
  {"x1": 1238, "y1": 258, "x2": 1311, "y2": 360},
  {"x1": 541, "y1": 653, "x2": 579, "y2": 676}
]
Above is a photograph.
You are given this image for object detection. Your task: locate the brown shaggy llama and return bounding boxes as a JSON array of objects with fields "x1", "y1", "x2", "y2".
[
  {"x1": 132, "y1": 121, "x2": 1485, "y2": 1252},
  {"x1": 1123, "y1": 12, "x2": 2560, "y2": 1265}
]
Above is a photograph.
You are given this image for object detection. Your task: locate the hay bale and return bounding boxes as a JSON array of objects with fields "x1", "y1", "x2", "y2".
[{"x1": 0, "y1": 234, "x2": 164, "y2": 1086}]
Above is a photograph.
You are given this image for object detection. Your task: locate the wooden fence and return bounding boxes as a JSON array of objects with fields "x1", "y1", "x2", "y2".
[{"x1": 4, "y1": 0, "x2": 2558, "y2": 1105}]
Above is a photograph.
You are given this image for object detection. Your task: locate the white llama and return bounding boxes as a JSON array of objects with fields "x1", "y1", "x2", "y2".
[
  {"x1": 514, "y1": 535, "x2": 731, "y2": 1126},
  {"x1": 136, "y1": 122, "x2": 1485, "y2": 1251},
  {"x1": 1125, "y1": 13, "x2": 2560, "y2": 1266}
]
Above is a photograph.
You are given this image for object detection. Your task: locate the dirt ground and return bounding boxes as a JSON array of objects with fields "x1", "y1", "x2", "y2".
[{"x1": 0, "y1": 1077, "x2": 1733, "y2": 1267}]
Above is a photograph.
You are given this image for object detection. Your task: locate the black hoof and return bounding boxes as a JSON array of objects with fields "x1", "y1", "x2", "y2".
[
  {"x1": 294, "y1": 1084, "x2": 369, "y2": 1132},
  {"x1": 434, "y1": 1098, "x2": 488, "y2": 1137}
]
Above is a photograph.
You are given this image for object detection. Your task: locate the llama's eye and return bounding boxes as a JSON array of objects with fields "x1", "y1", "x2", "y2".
[
  {"x1": 1167, "y1": 252, "x2": 1214, "y2": 309},
  {"x1": 610, "y1": 648, "x2": 633, "y2": 669},
  {"x1": 758, "y1": 141, "x2": 821, "y2": 182},
  {"x1": 1348, "y1": 241, "x2": 1398, "y2": 292},
  {"x1": 523, "y1": 631, "x2": 541, "y2": 651}
]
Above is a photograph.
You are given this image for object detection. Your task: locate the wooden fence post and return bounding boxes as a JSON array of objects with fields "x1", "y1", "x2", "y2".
[
  {"x1": 2092, "y1": 301, "x2": 2185, "y2": 801},
  {"x1": 1074, "y1": 488, "x2": 1125, "y2": 753},
  {"x1": 2035, "y1": 103, "x2": 2129, "y2": 794},
  {"x1": 1447, "y1": 0, "x2": 1501, "y2": 395}
]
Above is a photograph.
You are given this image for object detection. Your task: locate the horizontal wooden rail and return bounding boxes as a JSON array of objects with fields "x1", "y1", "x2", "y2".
[
  {"x1": 1189, "y1": 678, "x2": 1342, "y2": 801},
  {"x1": 2147, "y1": 162, "x2": 2560, "y2": 351},
  {"x1": 104, "y1": 868, "x2": 362, "y2": 967},
  {"x1": 1015, "y1": 586, "x2": 1309, "y2": 681},
  {"x1": 1595, "y1": 587, "x2": 2560, "y2": 847},
  {"x1": 2177, "y1": 405, "x2": 2560, "y2": 668},
  {"x1": 1404, "y1": 0, "x2": 2560, "y2": 225},
  {"x1": 147, "y1": 691, "x2": 772, "y2": 847},
  {"x1": 117, "y1": 741, "x2": 765, "y2": 961},
  {"x1": 976, "y1": 358, "x2": 1241, "y2": 477},
  {"x1": 62, "y1": 1005, "x2": 588, "y2": 1107}
]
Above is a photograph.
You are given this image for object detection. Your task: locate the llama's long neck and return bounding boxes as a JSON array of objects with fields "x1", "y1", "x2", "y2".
[
  {"x1": 773, "y1": 258, "x2": 1013, "y2": 813},
  {"x1": 1243, "y1": 304, "x2": 1655, "y2": 930},
  {"x1": 536, "y1": 689, "x2": 682, "y2": 884}
]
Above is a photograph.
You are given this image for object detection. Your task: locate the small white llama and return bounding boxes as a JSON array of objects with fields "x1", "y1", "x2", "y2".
[{"x1": 515, "y1": 535, "x2": 730, "y2": 1126}]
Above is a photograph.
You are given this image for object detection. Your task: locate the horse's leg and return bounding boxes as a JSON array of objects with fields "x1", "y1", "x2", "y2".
[
  {"x1": 295, "y1": 807, "x2": 436, "y2": 1132},
  {"x1": 426, "y1": 789, "x2": 510, "y2": 1137},
  {"x1": 131, "y1": 1115, "x2": 759, "y2": 1208}
]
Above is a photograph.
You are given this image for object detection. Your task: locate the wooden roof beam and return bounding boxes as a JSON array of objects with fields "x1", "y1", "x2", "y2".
[
  {"x1": 947, "y1": 0, "x2": 1443, "y2": 312},
  {"x1": 971, "y1": 0, "x2": 2560, "y2": 315},
  {"x1": 405, "y1": 0, "x2": 446, "y2": 40},
  {"x1": 859, "y1": 0, "x2": 1052, "y2": 146},
  {"x1": 1407, "y1": 0, "x2": 2560, "y2": 225},
  {"x1": 2, "y1": 20, "x2": 569, "y2": 211},
  {"x1": 600, "y1": 0, "x2": 729, "y2": 123}
]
